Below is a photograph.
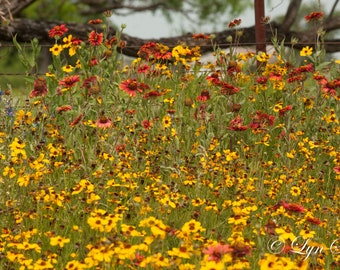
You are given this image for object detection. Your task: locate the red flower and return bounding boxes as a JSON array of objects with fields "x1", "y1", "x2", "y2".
[
  {"x1": 203, "y1": 244, "x2": 233, "y2": 262},
  {"x1": 256, "y1": 76, "x2": 268, "y2": 84},
  {"x1": 88, "y1": 31, "x2": 103, "y2": 46},
  {"x1": 56, "y1": 105, "x2": 72, "y2": 113},
  {"x1": 70, "y1": 113, "x2": 83, "y2": 127},
  {"x1": 143, "y1": 90, "x2": 164, "y2": 99},
  {"x1": 119, "y1": 79, "x2": 150, "y2": 97},
  {"x1": 59, "y1": 75, "x2": 80, "y2": 88},
  {"x1": 278, "y1": 105, "x2": 293, "y2": 117},
  {"x1": 197, "y1": 90, "x2": 211, "y2": 102},
  {"x1": 304, "y1": 11, "x2": 324, "y2": 22},
  {"x1": 281, "y1": 200, "x2": 306, "y2": 213},
  {"x1": 219, "y1": 81, "x2": 240, "y2": 95},
  {"x1": 88, "y1": 19, "x2": 103, "y2": 25},
  {"x1": 306, "y1": 217, "x2": 322, "y2": 225},
  {"x1": 249, "y1": 111, "x2": 275, "y2": 130},
  {"x1": 206, "y1": 72, "x2": 221, "y2": 85},
  {"x1": 228, "y1": 115, "x2": 248, "y2": 131},
  {"x1": 137, "y1": 64, "x2": 150, "y2": 74},
  {"x1": 29, "y1": 77, "x2": 48, "y2": 98},
  {"x1": 142, "y1": 119, "x2": 152, "y2": 130},
  {"x1": 137, "y1": 42, "x2": 172, "y2": 62},
  {"x1": 228, "y1": 19, "x2": 242, "y2": 28},
  {"x1": 48, "y1": 24, "x2": 68, "y2": 38},
  {"x1": 192, "y1": 33, "x2": 211, "y2": 40}
]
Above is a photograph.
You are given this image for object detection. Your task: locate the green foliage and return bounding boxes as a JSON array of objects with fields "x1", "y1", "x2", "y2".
[{"x1": 0, "y1": 16, "x2": 339, "y2": 269}]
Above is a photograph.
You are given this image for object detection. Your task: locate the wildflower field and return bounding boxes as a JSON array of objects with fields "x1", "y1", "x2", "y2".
[{"x1": 0, "y1": 14, "x2": 339, "y2": 270}]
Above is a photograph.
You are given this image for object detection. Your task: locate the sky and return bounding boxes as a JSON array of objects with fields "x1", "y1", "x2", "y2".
[{"x1": 111, "y1": 1, "x2": 291, "y2": 38}]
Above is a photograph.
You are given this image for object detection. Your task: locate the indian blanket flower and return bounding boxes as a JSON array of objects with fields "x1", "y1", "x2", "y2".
[
  {"x1": 88, "y1": 30, "x2": 103, "y2": 46},
  {"x1": 142, "y1": 119, "x2": 152, "y2": 130},
  {"x1": 29, "y1": 77, "x2": 48, "y2": 98},
  {"x1": 95, "y1": 113, "x2": 112, "y2": 128},
  {"x1": 48, "y1": 24, "x2": 68, "y2": 38},
  {"x1": 219, "y1": 81, "x2": 240, "y2": 95},
  {"x1": 228, "y1": 115, "x2": 248, "y2": 131},
  {"x1": 300, "y1": 46, "x2": 313, "y2": 56},
  {"x1": 137, "y1": 42, "x2": 172, "y2": 62},
  {"x1": 88, "y1": 19, "x2": 103, "y2": 25},
  {"x1": 59, "y1": 75, "x2": 80, "y2": 88},
  {"x1": 56, "y1": 105, "x2": 72, "y2": 113},
  {"x1": 228, "y1": 18, "x2": 242, "y2": 28},
  {"x1": 196, "y1": 90, "x2": 210, "y2": 102},
  {"x1": 119, "y1": 78, "x2": 150, "y2": 97},
  {"x1": 280, "y1": 200, "x2": 306, "y2": 213},
  {"x1": 70, "y1": 113, "x2": 83, "y2": 127},
  {"x1": 249, "y1": 111, "x2": 275, "y2": 131},
  {"x1": 203, "y1": 243, "x2": 233, "y2": 262},
  {"x1": 192, "y1": 33, "x2": 211, "y2": 40},
  {"x1": 304, "y1": 11, "x2": 324, "y2": 22}
]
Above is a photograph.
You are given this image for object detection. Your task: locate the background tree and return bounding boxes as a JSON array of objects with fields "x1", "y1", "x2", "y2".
[{"x1": 0, "y1": 0, "x2": 340, "y2": 57}]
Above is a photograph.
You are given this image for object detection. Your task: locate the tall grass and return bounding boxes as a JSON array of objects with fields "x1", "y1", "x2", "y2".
[{"x1": 0, "y1": 13, "x2": 339, "y2": 269}]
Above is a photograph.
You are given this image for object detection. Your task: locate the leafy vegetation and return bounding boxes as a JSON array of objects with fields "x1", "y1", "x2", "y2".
[{"x1": 0, "y1": 11, "x2": 339, "y2": 270}]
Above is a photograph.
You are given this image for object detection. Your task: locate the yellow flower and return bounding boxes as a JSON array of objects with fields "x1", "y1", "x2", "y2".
[
  {"x1": 162, "y1": 115, "x2": 172, "y2": 128},
  {"x1": 50, "y1": 235, "x2": 70, "y2": 247},
  {"x1": 300, "y1": 46, "x2": 313, "y2": 56},
  {"x1": 49, "y1": 44, "x2": 63, "y2": 56},
  {"x1": 62, "y1": 64, "x2": 74, "y2": 73},
  {"x1": 290, "y1": 186, "x2": 301, "y2": 196}
]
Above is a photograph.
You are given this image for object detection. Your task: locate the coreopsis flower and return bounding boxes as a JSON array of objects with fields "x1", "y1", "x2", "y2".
[
  {"x1": 62, "y1": 64, "x2": 74, "y2": 73},
  {"x1": 300, "y1": 46, "x2": 313, "y2": 56},
  {"x1": 29, "y1": 77, "x2": 48, "y2": 98},
  {"x1": 49, "y1": 44, "x2": 63, "y2": 56},
  {"x1": 304, "y1": 11, "x2": 324, "y2": 22},
  {"x1": 50, "y1": 235, "x2": 70, "y2": 248},
  {"x1": 162, "y1": 115, "x2": 172, "y2": 128},
  {"x1": 63, "y1": 34, "x2": 82, "y2": 56},
  {"x1": 88, "y1": 31, "x2": 103, "y2": 46},
  {"x1": 119, "y1": 79, "x2": 150, "y2": 97},
  {"x1": 48, "y1": 24, "x2": 68, "y2": 38}
]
